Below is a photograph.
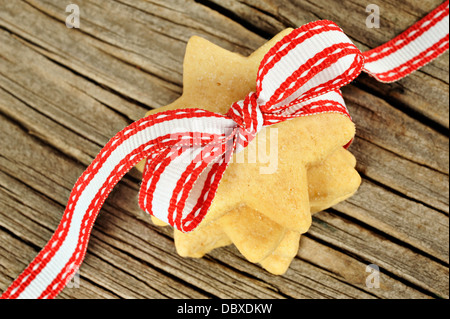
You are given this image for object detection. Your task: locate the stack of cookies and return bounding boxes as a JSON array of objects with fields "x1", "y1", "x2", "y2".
[{"x1": 136, "y1": 29, "x2": 361, "y2": 275}]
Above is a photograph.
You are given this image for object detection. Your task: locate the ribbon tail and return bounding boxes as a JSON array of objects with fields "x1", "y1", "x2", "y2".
[
  {"x1": 1, "y1": 121, "x2": 158, "y2": 299},
  {"x1": 1, "y1": 109, "x2": 234, "y2": 299},
  {"x1": 363, "y1": 0, "x2": 449, "y2": 82}
]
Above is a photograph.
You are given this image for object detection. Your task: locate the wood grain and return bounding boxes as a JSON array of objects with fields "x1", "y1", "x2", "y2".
[{"x1": 0, "y1": 0, "x2": 448, "y2": 299}]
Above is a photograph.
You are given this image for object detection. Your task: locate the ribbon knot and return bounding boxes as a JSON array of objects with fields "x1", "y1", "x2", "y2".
[{"x1": 227, "y1": 92, "x2": 264, "y2": 151}]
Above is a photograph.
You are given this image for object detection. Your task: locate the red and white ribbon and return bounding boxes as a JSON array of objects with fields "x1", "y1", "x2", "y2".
[
  {"x1": 2, "y1": 2, "x2": 449, "y2": 299},
  {"x1": 363, "y1": 1, "x2": 449, "y2": 82}
]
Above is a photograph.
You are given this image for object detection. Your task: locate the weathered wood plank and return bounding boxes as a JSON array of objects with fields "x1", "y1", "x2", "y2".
[
  {"x1": 0, "y1": 0, "x2": 448, "y2": 299},
  {"x1": 344, "y1": 85, "x2": 448, "y2": 175},
  {"x1": 310, "y1": 211, "x2": 449, "y2": 298},
  {"x1": 0, "y1": 230, "x2": 119, "y2": 299},
  {"x1": 335, "y1": 179, "x2": 449, "y2": 263},
  {"x1": 349, "y1": 137, "x2": 449, "y2": 214},
  {"x1": 296, "y1": 236, "x2": 431, "y2": 299},
  {"x1": 0, "y1": 0, "x2": 181, "y2": 108}
]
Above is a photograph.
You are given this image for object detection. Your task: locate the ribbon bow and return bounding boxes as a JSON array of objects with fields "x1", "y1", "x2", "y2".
[
  {"x1": 2, "y1": 1, "x2": 448, "y2": 299},
  {"x1": 138, "y1": 21, "x2": 363, "y2": 233}
]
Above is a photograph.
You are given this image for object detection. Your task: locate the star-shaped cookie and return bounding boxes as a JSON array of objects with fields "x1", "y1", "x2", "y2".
[
  {"x1": 171, "y1": 147, "x2": 359, "y2": 274},
  {"x1": 135, "y1": 29, "x2": 360, "y2": 274}
]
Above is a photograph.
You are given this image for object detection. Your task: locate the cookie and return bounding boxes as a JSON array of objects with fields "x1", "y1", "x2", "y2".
[{"x1": 164, "y1": 147, "x2": 360, "y2": 274}]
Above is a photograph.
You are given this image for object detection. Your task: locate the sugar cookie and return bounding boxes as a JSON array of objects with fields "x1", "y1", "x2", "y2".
[{"x1": 137, "y1": 29, "x2": 360, "y2": 274}]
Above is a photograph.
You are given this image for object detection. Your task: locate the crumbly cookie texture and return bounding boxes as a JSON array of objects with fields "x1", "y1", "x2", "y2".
[{"x1": 136, "y1": 29, "x2": 360, "y2": 275}]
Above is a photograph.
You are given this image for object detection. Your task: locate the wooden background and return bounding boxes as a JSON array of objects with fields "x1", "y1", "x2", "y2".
[{"x1": 0, "y1": 0, "x2": 448, "y2": 299}]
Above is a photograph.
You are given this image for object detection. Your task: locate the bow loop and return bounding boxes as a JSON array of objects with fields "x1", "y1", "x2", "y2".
[{"x1": 255, "y1": 20, "x2": 364, "y2": 114}]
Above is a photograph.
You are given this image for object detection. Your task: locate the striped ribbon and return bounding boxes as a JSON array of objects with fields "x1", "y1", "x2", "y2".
[
  {"x1": 2, "y1": 2, "x2": 448, "y2": 299},
  {"x1": 363, "y1": 1, "x2": 449, "y2": 82}
]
